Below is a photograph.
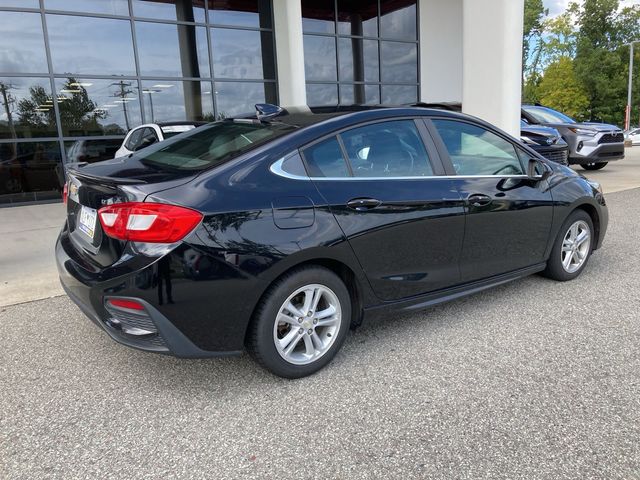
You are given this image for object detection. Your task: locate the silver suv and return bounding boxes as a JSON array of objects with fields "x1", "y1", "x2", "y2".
[{"x1": 522, "y1": 105, "x2": 625, "y2": 171}]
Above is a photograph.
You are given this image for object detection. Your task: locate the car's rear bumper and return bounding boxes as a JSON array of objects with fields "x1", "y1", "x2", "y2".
[{"x1": 56, "y1": 229, "x2": 242, "y2": 358}]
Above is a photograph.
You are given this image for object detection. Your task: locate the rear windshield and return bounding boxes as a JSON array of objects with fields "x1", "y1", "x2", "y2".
[
  {"x1": 136, "y1": 120, "x2": 296, "y2": 171},
  {"x1": 524, "y1": 106, "x2": 576, "y2": 124}
]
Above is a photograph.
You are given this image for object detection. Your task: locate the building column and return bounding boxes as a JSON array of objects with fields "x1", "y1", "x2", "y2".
[
  {"x1": 419, "y1": 0, "x2": 463, "y2": 104},
  {"x1": 462, "y1": 0, "x2": 524, "y2": 137},
  {"x1": 272, "y1": 0, "x2": 307, "y2": 107}
]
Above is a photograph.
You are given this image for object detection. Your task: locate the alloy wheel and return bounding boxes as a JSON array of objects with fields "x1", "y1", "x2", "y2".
[
  {"x1": 561, "y1": 220, "x2": 591, "y2": 274},
  {"x1": 273, "y1": 284, "x2": 342, "y2": 365}
]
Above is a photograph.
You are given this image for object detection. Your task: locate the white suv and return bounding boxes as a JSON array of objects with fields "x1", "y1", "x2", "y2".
[{"x1": 115, "y1": 122, "x2": 206, "y2": 158}]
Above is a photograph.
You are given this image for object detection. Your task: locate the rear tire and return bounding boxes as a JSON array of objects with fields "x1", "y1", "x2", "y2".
[
  {"x1": 246, "y1": 266, "x2": 351, "y2": 378},
  {"x1": 581, "y1": 162, "x2": 608, "y2": 170},
  {"x1": 542, "y1": 210, "x2": 594, "y2": 281}
]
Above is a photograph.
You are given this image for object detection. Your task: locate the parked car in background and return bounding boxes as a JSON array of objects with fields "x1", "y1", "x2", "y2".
[
  {"x1": 521, "y1": 105, "x2": 625, "y2": 170},
  {"x1": 519, "y1": 121, "x2": 569, "y2": 165},
  {"x1": 57, "y1": 104, "x2": 608, "y2": 378},
  {"x1": 114, "y1": 121, "x2": 207, "y2": 157},
  {"x1": 413, "y1": 103, "x2": 570, "y2": 165},
  {"x1": 625, "y1": 127, "x2": 640, "y2": 146}
]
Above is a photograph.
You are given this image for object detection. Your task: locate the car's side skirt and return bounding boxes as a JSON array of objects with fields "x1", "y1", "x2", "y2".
[{"x1": 363, "y1": 262, "x2": 547, "y2": 321}]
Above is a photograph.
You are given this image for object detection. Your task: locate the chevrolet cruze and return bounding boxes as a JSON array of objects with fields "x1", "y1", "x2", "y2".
[{"x1": 57, "y1": 105, "x2": 608, "y2": 378}]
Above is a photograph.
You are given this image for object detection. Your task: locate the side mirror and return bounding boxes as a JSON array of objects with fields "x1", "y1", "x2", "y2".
[{"x1": 527, "y1": 158, "x2": 549, "y2": 180}]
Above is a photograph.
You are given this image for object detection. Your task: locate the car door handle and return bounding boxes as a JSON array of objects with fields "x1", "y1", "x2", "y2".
[
  {"x1": 347, "y1": 197, "x2": 382, "y2": 211},
  {"x1": 467, "y1": 194, "x2": 492, "y2": 207}
]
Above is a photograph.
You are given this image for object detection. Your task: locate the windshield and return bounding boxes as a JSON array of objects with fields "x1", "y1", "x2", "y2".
[
  {"x1": 524, "y1": 106, "x2": 576, "y2": 124},
  {"x1": 135, "y1": 120, "x2": 296, "y2": 171}
]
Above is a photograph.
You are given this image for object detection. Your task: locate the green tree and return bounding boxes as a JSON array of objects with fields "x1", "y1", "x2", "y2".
[
  {"x1": 573, "y1": 0, "x2": 640, "y2": 124},
  {"x1": 522, "y1": 0, "x2": 548, "y2": 85},
  {"x1": 537, "y1": 57, "x2": 590, "y2": 119}
]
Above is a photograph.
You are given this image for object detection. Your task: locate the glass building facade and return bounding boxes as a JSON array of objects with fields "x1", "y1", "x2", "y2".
[
  {"x1": 0, "y1": 0, "x2": 277, "y2": 204},
  {"x1": 301, "y1": 0, "x2": 418, "y2": 106},
  {"x1": 0, "y1": 0, "x2": 418, "y2": 205}
]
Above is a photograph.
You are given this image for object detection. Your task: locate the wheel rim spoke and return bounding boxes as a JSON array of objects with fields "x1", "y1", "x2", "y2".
[
  {"x1": 277, "y1": 313, "x2": 298, "y2": 326},
  {"x1": 280, "y1": 328, "x2": 301, "y2": 352},
  {"x1": 302, "y1": 334, "x2": 315, "y2": 356},
  {"x1": 284, "y1": 301, "x2": 304, "y2": 318}
]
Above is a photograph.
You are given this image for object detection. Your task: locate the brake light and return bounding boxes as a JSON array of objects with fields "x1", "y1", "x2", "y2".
[
  {"x1": 98, "y1": 202, "x2": 202, "y2": 243},
  {"x1": 107, "y1": 298, "x2": 145, "y2": 311},
  {"x1": 62, "y1": 182, "x2": 68, "y2": 205}
]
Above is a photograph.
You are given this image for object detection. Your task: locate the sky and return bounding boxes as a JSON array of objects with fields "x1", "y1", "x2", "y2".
[{"x1": 544, "y1": 0, "x2": 640, "y2": 18}]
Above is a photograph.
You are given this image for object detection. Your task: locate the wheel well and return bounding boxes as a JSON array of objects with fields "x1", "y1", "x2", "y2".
[
  {"x1": 574, "y1": 204, "x2": 600, "y2": 243},
  {"x1": 246, "y1": 259, "x2": 365, "y2": 344}
]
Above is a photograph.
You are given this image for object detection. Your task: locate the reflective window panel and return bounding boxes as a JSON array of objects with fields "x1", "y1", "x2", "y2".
[
  {"x1": 0, "y1": 77, "x2": 58, "y2": 139},
  {"x1": 44, "y1": 0, "x2": 130, "y2": 16},
  {"x1": 338, "y1": 83, "x2": 380, "y2": 105},
  {"x1": 140, "y1": 80, "x2": 214, "y2": 122},
  {"x1": 0, "y1": 12, "x2": 48, "y2": 74},
  {"x1": 337, "y1": 0, "x2": 378, "y2": 37},
  {"x1": 306, "y1": 84, "x2": 338, "y2": 106},
  {"x1": 214, "y1": 82, "x2": 276, "y2": 119},
  {"x1": 132, "y1": 0, "x2": 206, "y2": 23},
  {"x1": 47, "y1": 15, "x2": 136, "y2": 76},
  {"x1": 303, "y1": 35, "x2": 337, "y2": 82},
  {"x1": 381, "y1": 84, "x2": 417, "y2": 104},
  {"x1": 54, "y1": 78, "x2": 142, "y2": 136},
  {"x1": 211, "y1": 29, "x2": 274, "y2": 80},
  {"x1": 0, "y1": 0, "x2": 39, "y2": 7},
  {"x1": 338, "y1": 38, "x2": 378, "y2": 83},
  {"x1": 209, "y1": 0, "x2": 272, "y2": 29},
  {"x1": 380, "y1": 0, "x2": 417, "y2": 40},
  {"x1": 302, "y1": 0, "x2": 335, "y2": 34},
  {"x1": 0, "y1": 141, "x2": 63, "y2": 204},
  {"x1": 136, "y1": 22, "x2": 209, "y2": 78},
  {"x1": 380, "y1": 41, "x2": 417, "y2": 83},
  {"x1": 65, "y1": 138, "x2": 124, "y2": 164}
]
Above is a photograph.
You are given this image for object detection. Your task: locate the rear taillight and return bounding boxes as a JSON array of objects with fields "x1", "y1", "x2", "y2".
[
  {"x1": 62, "y1": 182, "x2": 68, "y2": 205},
  {"x1": 98, "y1": 202, "x2": 202, "y2": 243}
]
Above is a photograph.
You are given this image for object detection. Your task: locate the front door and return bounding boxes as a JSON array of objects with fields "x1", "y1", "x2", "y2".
[
  {"x1": 429, "y1": 118, "x2": 553, "y2": 282},
  {"x1": 302, "y1": 118, "x2": 466, "y2": 301}
]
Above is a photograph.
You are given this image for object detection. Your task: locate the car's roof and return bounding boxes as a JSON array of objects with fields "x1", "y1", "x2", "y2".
[{"x1": 156, "y1": 121, "x2": 208, "y2": 127}]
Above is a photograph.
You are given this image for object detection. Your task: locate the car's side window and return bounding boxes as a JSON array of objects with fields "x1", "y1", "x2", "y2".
[
  {"x1": 124, "y1": 128, "x2": 143, "y2": 151},
  {"x1": 302, "y1": 137, "x2": 351, "y2": 178},
  {"x1": 432, "y1": 119, "x2": 525, "y2": 176},
  {"x1": 339, "y1": 120, "x2": 433, "y2": 178},
  {"x1": 138, "y1": 128, "x2": 159, "y2": 150}
]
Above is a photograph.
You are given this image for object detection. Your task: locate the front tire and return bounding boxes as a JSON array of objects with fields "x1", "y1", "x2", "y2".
[
  {"x1": 581, "y1": 162, "x2": 608, "y2": 170},
  {"x1": 542, "y1": 210, "x2": 594, "y2": 281},
  {"x1": 247, "y1": 266, "x2": 351, "y2": 378}
]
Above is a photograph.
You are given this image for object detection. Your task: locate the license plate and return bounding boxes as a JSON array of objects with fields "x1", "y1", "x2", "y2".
[{"x1": 78, "y1": 206, "x2": 97, "y2": 239}]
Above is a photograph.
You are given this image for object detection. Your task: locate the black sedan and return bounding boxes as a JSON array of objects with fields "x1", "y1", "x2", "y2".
[{"x1": 57, "y1": 105, "x2": 608, "y2": 378}]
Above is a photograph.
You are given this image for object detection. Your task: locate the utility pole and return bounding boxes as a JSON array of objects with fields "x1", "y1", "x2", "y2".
[
  {"x1": 0, "y1": 81, "x2": 17, "y2": 141},
  {"x1": 626, "y1": 41, "x2": 639, "y2": 131},
  {"x1": 110, "y1": 81, "x2": 134, "y2": 130},
  {"x1": 0, "y1": 82, "x2": 18, "y2": 160}
]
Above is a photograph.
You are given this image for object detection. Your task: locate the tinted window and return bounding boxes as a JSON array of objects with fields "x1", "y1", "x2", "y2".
[
  {"x1": 303, "y1": 137, "x2": 350, "y2": 178},
  {"x1": 137, "y1": 127, "x2": 159, "y2": 150},
  {"x1": 432, "y1": 120, "x2": 524, "y2": 176},
  {"x1": 279, "y1": 152, "x2": 308, "y2": 177},
  {"x1": 0, "y1": 77, "x2": 58, "y2": 139},
  {"x1": 380, "y1": 0, "x2": 417, "y2": 40},
  {"x1": 209, "y1": 0, "x2": 271, "y2": 28},
  {"x1": 340, "y1": 120, "x2": 432, "y2": 177},
  {"x1": 135, "y1": 120, "x2": 295, "y2": 171},
  {"x1": 132, "y1": 0, "x2": 206, "y2": 22}
]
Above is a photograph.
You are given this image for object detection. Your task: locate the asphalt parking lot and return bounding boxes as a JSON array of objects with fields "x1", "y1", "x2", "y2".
[{"x1": 2, "y1": 186, "x2": 640, "y2": 478}]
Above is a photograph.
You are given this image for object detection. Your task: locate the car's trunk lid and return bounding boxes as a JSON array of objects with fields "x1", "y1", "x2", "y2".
[{"x1": 65, "y1": 158, "x2": 197, "y2": 268}]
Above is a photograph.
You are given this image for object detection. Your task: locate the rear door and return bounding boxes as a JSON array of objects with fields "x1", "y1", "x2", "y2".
[
  {"x1": 428, "y1": 118, "x2": 553, "y2": 282},
  {"x1": 303, "y1": 118, "x2": 466, "y2": 301}
]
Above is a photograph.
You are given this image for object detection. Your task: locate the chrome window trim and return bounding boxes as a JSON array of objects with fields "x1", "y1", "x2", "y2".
[{"x1": 270, "y1": 156, "x2": 533, "y2": 182}]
